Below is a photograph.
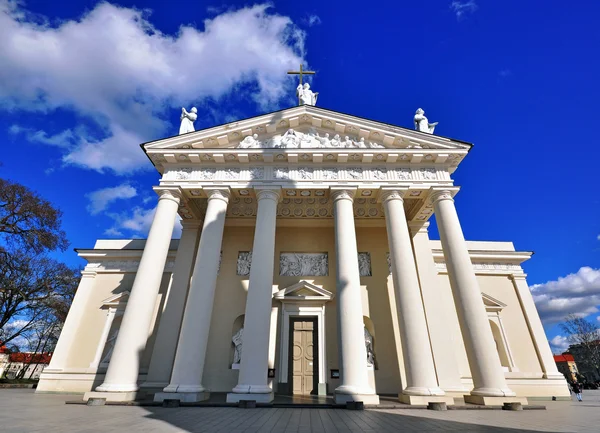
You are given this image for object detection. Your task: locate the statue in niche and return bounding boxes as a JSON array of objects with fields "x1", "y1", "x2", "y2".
[
  {"x1": 232, "y1": 328, "x2": 244, "y2": 364},
  {"x1": 238, "y1": 133, "x2": 260, "y2": 149},
  {"x1": 364, "y1": 327, "x2": 375, "y2": 367},
  {"x1": 280, "y1": 129, "x2": 301, "y2": 148},
  {"x1": 100, "y1": 328, "x2": 119, "y2": 364},
  {"x1": 414, "y1": 108, "x2": 438, "y2": 134},
  {"x1": 179, "y1": 107, "x2": 198, "y2": 135},
  {"x1": 297, "y1": 82, "x2": 319, "y2": 106},
  {"x1": 358, "y1": 253, "x2": 372, "y2": 277}
]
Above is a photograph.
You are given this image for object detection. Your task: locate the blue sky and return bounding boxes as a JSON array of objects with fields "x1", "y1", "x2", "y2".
[{"x1": 0, "y1": 0, "x2": 598, "y2": 351}]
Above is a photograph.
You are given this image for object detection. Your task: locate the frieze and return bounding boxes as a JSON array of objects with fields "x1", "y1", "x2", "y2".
[
  {"x1": 235, "y1": 128, "x2": 387, "y2": 149},
  {"x1": 280, "y1": 253, "x2": 328, "y2": 276}
]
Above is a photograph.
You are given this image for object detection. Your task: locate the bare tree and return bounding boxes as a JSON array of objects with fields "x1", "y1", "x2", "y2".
[
  {"x1": 560, "y1": 314, "x2": 600, "y2": 380},
  {"x1": 0, "y1": 250, "x2": 79, "y2": 347},
  {"x1": 0, "y1": 178, "x2": 68, "y2": 255}
]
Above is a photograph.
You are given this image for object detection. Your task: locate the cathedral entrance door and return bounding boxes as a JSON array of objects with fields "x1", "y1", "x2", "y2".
[{"x1": 289, "y1": 318, "x2": 318, "y2": 395}]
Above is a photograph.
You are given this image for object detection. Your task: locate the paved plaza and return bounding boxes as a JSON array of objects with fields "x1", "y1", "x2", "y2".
[{"x1": 1, "y1": 389, "x2": 600, "y2": 433}]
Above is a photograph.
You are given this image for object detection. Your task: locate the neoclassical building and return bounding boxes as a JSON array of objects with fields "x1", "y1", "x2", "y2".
[{"x1": 37, "y1": 105, "x2": 569, "y2": 405}]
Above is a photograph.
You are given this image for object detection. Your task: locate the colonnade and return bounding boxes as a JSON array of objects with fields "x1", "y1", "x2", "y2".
[{"x1": 91, "y1": 186, "x2": 515, "y2": 405}]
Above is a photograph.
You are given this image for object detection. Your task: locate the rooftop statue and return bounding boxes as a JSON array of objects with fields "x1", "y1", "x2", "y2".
[
  {"x1": 179, "y1": 107, "x2": 197, "y2": 135},
  {"x1": 414, "y1": 108, "x2": 438, "y2": 134},
  {"x1": 297, "y1": 83, "x2": 319, "y2": 106}
]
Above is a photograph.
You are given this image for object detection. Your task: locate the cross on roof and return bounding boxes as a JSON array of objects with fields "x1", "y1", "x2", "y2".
[{"x1": 287, "y1": 64, "x2": 316, "y2": 105}]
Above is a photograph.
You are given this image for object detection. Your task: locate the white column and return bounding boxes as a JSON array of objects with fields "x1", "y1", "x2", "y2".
[
  {"x1": 158, "y1": 189, "x2": 229, "y2": 402},
  {"x1": 431, "y1": 189, "x2": 515, "y2": 400},
  {"x1": 94, "y1": 189, "x2": 181, "y2": 395},
  {"x1": 43, "y1": 271, "x2": 96, "y2": 372},
  {"x1": 381, "y1": 190, "x2": 450, "y2": 405},
  {"x1": 331, "y1": 189, "x2": 379, "y2": 405},
  {"x1": 142, "y1": 220, "x2": 202, "y2": 391},
  {"x1": 510, "y1": 275, "x2": 565, "y2": 380},
  {"x1": 227, "y1": 188, "x2": 280, "y2": 403}
]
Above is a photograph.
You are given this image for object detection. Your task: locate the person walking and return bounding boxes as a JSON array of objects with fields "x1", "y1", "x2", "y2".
[{"x1": 572, "y1": 382, "x2": 583, "y2": 402}]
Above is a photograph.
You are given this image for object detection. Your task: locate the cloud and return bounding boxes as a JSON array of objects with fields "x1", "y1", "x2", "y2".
[
  {"x1": 9, "y1": 124, "x2": 75, "y2": 148},
  {"x1": 597, "y1": 234, "x2": 600, "y2": 241},
  {"x1": 106, "y1": 205, "x2": 182, "y2": 238},
  {"x1": 0, "y1": 1, "x2": 305, "y2": 174},
  {"x1": 531, "y1": 267, "x2": 600, "y2": 325},
  {"x1": 450, "y1": 1, "x2": 478, "y2": 19},
  {"x1": 307, "y1": 15, "x2": 321, "y2": 27},
  {"x1": 86, "y1": 184, "x2": 137, "y2": 215},
  {"x1": 499, "y1": 69, "x2": 512, "y2": 78},
  {"x1": 549, "y1": 335, "x2": 570, "y2": 354}
]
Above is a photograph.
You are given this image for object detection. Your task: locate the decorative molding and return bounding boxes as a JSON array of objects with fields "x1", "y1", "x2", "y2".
[
  {"x1": 225, "y1": 196, "x2": 383, "y2": 219},
  {"x1": 86, "y1": 260, "x2": 175, "y2": 272},
  {"x1": 280, "y1": 253, "x2": 328, "y2": 276},
  {"x1": 435, "y1": 262, "x2": 523, "y2": 273}
]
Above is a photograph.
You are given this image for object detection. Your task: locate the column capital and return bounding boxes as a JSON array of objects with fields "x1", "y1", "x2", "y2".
[
  {"x1": 205, "y1": 188, "x2": 231, "y2": 204},
  {"x1": 408, "y1": 221, "x2": 430, "y2": 235},
  {"x1": 154, "y1": 188, "x2": 183, "y2": 205},
  {"x1": 254, "y1": 187, "x2": 281, "y2": 202},
  {"x1": 379, "y1": 188, "x2": 408, "y2": 203},
  {"x1": 428, "y1": 187, "x2": 460, "y2": 206},
  {"x1": 180, "y1": 220, "x2": 203, "y2": 230},
  {"x1": 330, "y1": 188, "x2": 356, "y2": 202}
]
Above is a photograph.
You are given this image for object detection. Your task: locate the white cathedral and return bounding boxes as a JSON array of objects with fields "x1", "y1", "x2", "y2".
[{"x1": 37, "y1": 91, "x2": 569, "y2": 406}]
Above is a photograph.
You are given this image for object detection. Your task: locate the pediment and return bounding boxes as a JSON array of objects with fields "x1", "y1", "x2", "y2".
[
  {"x1": 273, "y1": 280, "x2": 334, "y2": 302},
  {"x1": 144, "y1": 105, "x2": 471, "y2": 152},
  {"x1": 482, "y1": 293, "x2": 506, "y2": 312},
  {"x1": 101, "y1": 291, "x2": 130, "y2": 308}
]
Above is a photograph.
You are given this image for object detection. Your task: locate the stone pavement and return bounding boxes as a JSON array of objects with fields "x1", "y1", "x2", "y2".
[{"x1": 2, "y1": 389, "x2": 600, "y2": 432}]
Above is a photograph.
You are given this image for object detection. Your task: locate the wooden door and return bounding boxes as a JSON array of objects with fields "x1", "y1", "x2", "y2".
[{"x1": 291, "y1": 319, "x2": 317, "y2": 395}]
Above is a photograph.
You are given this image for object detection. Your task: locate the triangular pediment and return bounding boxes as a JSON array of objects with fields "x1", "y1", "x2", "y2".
[
  {"x1": 273, "y1": 280, "x2": 334, "y2": 302},
  {"x1": 101, "y1": 291, "x2": 130, "y2": 308},
  {"x1": 482, "y1": 293, "x2": 506, "y2": 311},
  {"x1": 143, "y1": 105, "x2": 471, "y2": 152}
]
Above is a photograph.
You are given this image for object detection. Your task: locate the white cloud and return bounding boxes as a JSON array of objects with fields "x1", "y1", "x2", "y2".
[
  {"x1": 86, "y1": 184, "x2": 137, "y2": 215},
  {"x1": 597, "y1": 234, "x2": 600, "y2": 241},
  {"x1": 549, "y1": 335, "x2": 570, "y2": 354},
  {"x1": 499, "y1": 69, "x2": 512, "y2": 78},
  {"x1": 308, "y1": 15, "x2": 321, "y2": 27},
  {"x1": 107, "y1": 205, "x2": 182, "y2": 238},
  {"x1": 531, "y1": 267, "x2": 600, "y2": 324},
  {"x1": 450, "y1": 1, "x2": 478, "y2": 19},
  {"x1": 0, "y1": 1, "x2": 305, "y2": 174},
  {"x1": 9, "y1": 124, "x2": 75, "y2": 148}
]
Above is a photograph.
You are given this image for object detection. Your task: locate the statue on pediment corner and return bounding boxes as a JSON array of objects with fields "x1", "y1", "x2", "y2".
[
  {"x1": 179, "y1": 107, "x2": 197, "y2": 135},
  {"x1": 414, "y1": 108, "x2": 438, "y2": 134}
]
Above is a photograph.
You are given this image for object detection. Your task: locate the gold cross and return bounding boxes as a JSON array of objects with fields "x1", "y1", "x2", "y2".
[{"x1": 288, "y1": 64, "x2": 316, "y2": 104}]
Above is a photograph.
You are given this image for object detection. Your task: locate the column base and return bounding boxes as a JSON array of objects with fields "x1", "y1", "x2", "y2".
[
  {"x1": 163, "y1": 384, "x2": 206, "y2": 393},
  {"x1": 399, "y1": 394, "x2": 455, "y2": 405},
  {"x1": 154, "y1": 391, "x2": 210, "y2": 403},
  {"x1": 94, "y1": 382, "x2": 138, "y2": 393},
  {"x1": 83, "y1": 391, "x2": 137, "y2": 402},
  {"x1": 402, "y1": 386, "x2": 446, "y2": 396},
  {"x1": 226, "y1": 392, "x2": 274, "y2": 403},
  {"x1": 334, "y1": 391, "x2": 379, "y2": 405},
  {"x1": 464, "y1": 395, "x2": 528, "y2": 406}
]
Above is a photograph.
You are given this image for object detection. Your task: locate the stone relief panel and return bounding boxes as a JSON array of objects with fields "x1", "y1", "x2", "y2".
[
  {"x1": 235, "y1": 128, "x2": 386, "y2": 149},
  {"x1": 418, "y1": 168, "x2": 437, "y2": 180},
  {"x1": 280, "y1": 253, "x2": 328, "y2": 276},
  {"x1": 358, "y1": 252, "x2": 372, "y2": 277},
  {"x1": 237, "y1": 252, "x2": 252, "y2": 276},
  {"x1": 249, "y1": 167, "x2": 264, "y2": 179},
  {"x1": 393, "y1": 168, "x2": 412, "y2": 180}
]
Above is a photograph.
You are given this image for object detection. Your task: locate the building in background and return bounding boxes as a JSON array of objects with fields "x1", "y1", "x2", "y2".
[{"x1": 554, "y1": 354, "x2": 579, "y2": 382}]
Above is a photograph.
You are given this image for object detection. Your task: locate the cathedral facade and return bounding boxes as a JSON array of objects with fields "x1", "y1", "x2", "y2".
[{"x1": 37, "y1": 105, "x2": 569, "y2": 405}]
